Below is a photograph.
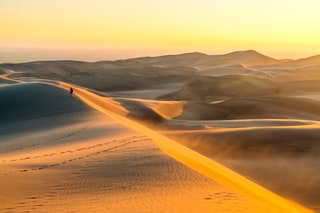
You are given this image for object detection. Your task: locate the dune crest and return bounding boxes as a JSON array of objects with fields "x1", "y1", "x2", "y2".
[{"x1": 58, "y1": 82, "x2": 312, "y2": 213}]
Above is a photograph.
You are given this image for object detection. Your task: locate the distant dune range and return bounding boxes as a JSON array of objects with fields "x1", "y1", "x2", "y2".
[{"x1": 1, "y1": 50, "x2": 320, "y2": 212}]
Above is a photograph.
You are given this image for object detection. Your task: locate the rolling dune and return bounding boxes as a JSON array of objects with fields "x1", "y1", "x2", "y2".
[
  {"x1": 172, "y1": 97, "x2": 320, "y2": 121},
  {"x1": 159, "y1": 75, "x2": 279, "y2": 101},
  {"x1": 1, "y1": 51, "x2": 319, "y2": 212}
]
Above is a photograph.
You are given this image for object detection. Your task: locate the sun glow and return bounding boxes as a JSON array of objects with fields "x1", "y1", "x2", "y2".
[{"x1": 1, "y1": 0, "x2": 320, "y2": 61}]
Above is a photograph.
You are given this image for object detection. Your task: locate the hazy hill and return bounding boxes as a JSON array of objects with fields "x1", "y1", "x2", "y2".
[
  {"x1": 2, "y1": 50, "x2": 320, "y2": 98},
  {"x1": 108, "y1": 50, "x2": 281, "y2": 68},
  {"x1": 159, "y1": 75, "x2": 279, "y2": 101},
  {"x1": 0, "y1": 50, "x2": 282, "y2": 72},
  {"x1": 285, "y1": 55, "x2": 320, "y2": 66}
]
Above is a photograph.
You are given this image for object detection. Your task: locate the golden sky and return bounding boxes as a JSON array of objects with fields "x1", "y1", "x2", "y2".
[{"x1": 1, "y1": 0, "x2": 320, "y2": 61}]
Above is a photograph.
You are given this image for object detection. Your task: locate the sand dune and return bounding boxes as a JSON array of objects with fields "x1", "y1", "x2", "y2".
[
  {"x1": 0, "y1": 82, "x2": 290, "y2": 212},
  {"x1": 1, "y1": 51, "x2": 319, "y2": 212},
  {"x1": 195, "y1": 50, "x2": 280, "y2": 68},
  {"x1": 282, "y1": 55, "x2": 320, "y2": 66},
  {"x1": 196, "y1": 66, "x2": 270, "y2": 78},
  {"x1": 164, "y1": 125, "x2": 320, "y2": 157},
  {"x1": 159, "y1": 75, "x2": 278, "y2": 101},
  {"x1": 0, "y1": 83, "x2": 88, "y2": 121},
  {"x1": 164, "y1": 126, "x2": 320, "y2": 208},
  {"x1": 1, "y1": 61, "x2": 195, "y2": 93},
  {"x1": 169, "y1": 96, "x2": 320, "y2": 121},
  {"x1": 115, "y1": 50, "x2": 281, "y2": 68},
  {"x1": 58, "y1": 82, "x2": 312, "y2": 212}
]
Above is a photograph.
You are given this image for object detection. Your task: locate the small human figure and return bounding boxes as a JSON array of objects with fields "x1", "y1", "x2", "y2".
[{"x1": 70, "y1": 87, "x2": 73, "y2": 96}]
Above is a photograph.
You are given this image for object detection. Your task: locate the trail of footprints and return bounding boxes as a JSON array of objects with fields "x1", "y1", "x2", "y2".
[
  {"x1": 1, "y1": 134, "x2": 244, "y2": 212},
  {"x1": 204, "y1": 192, "x2": 237, "y2": 201},
  {"x1": 1, "y1": 135, "x2": 151, "y2": 212},
  {"x1": 1, "y1": 126, "x2": 89, "y2": 155},
  {"x1": 2, "y1": 135, "x2": 149, "y2": 175}
]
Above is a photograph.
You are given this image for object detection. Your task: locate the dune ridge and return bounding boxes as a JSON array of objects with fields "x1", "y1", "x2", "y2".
[{"x1": 59, "y1": 82, "x2": 312, "y2": 213}]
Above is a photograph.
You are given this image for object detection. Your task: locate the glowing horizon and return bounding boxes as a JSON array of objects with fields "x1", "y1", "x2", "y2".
[{"x1": 1, "y1": 0, "x2": 320, "y2": 62}]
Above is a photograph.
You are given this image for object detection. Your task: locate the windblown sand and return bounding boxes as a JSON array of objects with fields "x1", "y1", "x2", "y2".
[{"x1": 1, "y1": 51, "x2": 319, "y2": 212}]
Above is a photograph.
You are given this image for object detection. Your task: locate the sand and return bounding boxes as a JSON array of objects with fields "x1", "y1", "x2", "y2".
[
  {"x1": 1, "y1": 50, "x2": 319, "y2": 212},
  {"x1": 0, "y1": 83, "x2": 271, "y2": 212}
]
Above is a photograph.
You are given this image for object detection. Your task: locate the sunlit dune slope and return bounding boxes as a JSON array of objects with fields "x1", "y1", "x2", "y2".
[{"x1": 141, "y1": 99, "x2": 185, "y2": 119}]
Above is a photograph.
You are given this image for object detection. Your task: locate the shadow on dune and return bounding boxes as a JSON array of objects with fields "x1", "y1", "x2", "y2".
[
  {"x1": 0, "y1": 83, "x2": 89, "y2": 121},
  {"x1": 0, "y1": 83, "x2": 90, "y2": 136},
  {"x1": 114, "y1": 98, "x2": 164, "y2": 127}
]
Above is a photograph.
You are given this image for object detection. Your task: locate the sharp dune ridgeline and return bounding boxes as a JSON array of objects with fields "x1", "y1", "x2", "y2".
[{"x1": 0, "y1": 50, "x2": 319, "y2": 212}]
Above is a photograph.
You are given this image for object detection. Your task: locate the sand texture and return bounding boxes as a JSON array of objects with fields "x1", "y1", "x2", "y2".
[{"x1": 0, "y1": 51, "x2": 319, "y2": 212}]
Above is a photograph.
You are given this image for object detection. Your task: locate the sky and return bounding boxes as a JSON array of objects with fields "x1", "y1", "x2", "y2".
[{"x1": 1, "y1": 0, "x2": 320, "y2": 62}]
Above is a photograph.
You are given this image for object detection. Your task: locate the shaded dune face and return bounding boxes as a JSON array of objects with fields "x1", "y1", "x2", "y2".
[
  {"x1": 0, "y1": 83, "x2": 90, "y2": 137},
  {"x1": 0, "y1": 78, "x2": 17, "y2": 85},
  {"x1": 0, "y1": 83, "x2": 88, "y2": 122},
  {"x1": 114, "y1": 98, "x2": 164, "y2": 126}
]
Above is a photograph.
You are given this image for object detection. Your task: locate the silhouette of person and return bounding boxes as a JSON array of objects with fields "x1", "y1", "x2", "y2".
[{"x1": 70, "y1": 87, "x2": 73, "y2": 96}]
